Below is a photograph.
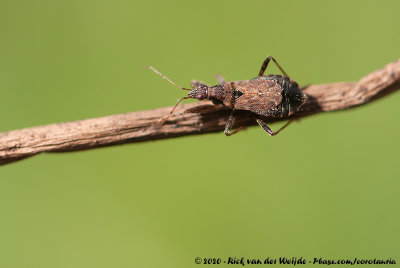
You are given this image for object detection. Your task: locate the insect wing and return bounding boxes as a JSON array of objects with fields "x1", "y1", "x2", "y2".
[{"x1": 233, "y1": 80, "x2": 282, "y2": 116}]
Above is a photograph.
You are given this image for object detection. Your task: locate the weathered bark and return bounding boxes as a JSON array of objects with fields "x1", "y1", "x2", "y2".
[{"x1": 1, "y1": 59, "x2": 399, "y2": 166}]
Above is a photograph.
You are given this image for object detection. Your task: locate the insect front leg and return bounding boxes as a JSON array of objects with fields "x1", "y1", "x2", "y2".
[
  {"x1": 256, "y1": 118, "x2": 293, "y2": 136},
  {"x1": 191, "y1": 80, "x2": 209, "y2": 88},
  {"x1": 215, "y1": 74, "x2": 226, "y2": 84},
  {"x1": 258, "y1": 56, "x2": 289, "y2": 77},
  {"x1": 224, "y1": 110, "x2": 246, "y2": 136}
]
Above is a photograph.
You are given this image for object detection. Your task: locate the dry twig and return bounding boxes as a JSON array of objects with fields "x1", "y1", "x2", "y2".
[{"x1": 1, "y1": 59, "x2": 399, "y2": 166}]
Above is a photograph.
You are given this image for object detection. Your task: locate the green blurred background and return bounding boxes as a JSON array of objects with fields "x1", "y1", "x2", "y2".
[{"x1": 1, "y1": 0, "x2": 399, "y2": 267}]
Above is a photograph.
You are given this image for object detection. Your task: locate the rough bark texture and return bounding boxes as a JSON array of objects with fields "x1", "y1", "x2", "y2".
[{"x1": 1, "y1": 59, "x2": 400, "y2": 166}]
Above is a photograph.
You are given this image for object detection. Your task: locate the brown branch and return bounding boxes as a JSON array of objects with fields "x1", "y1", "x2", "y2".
[{"x1": 1, "y1": 59, "x2": 400, "y2": 166}]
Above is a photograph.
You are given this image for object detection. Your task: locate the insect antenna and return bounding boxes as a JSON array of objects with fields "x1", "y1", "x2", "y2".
[
  {"x1": 145, "y1": 66, "x2": 192, "y2": 114},
  {"x1": 145, "y1": 66, "x2": 191, "y2": 91}
]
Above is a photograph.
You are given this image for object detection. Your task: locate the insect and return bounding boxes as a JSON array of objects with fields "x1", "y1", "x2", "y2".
[{"x1": 147, "y1": 56, "x2": 307, "y2": 136}]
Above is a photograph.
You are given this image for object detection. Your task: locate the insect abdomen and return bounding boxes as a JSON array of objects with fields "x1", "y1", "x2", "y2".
[{"x1": 253, "y1": 75, "x2": 305, "y2": 117}]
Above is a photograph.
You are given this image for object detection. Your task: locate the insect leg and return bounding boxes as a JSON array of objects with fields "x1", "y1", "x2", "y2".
[
  {"x1": 157, "y1": 96, "x2": 193, "y2": 124},
  {"x1": 258, "y1": 56, "x2": 289, "y2": 77},
  {"x1": 191, "y1": 80, "x2": 209, "y2": 88},
  {"x1": 224, "y1": 110, "x2": 246, "y2": 136},
  {"x1": 215, "y1": 74, "x2": 226, "y2": 84},
  {"x1": 256, "y1": 118, "x2": 293, "y2": 136},
  {"x1": 170, "y1": 97, "x2": 191, "y2": 115}
]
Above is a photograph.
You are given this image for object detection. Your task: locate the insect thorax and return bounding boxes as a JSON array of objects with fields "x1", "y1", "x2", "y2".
[{"x1": 208, "y1": 84, "x2": 234, "y2": 108}]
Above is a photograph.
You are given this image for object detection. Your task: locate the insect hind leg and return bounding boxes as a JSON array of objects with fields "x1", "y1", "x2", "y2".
[
  {"x1": 258, "y1": 56, "x2": 289, "y2": 77},
  {"x1": 256, "y1": 118, "x2": 293, "y2": 136}
]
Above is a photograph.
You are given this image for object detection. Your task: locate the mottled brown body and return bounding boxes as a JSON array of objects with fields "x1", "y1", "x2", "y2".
[
  {"x1": 207, "y1": 75, "x2": 306, "y2": 118},
  {"x1": 148, "y1": 56, "x2": 307, "y2": 136}
]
